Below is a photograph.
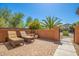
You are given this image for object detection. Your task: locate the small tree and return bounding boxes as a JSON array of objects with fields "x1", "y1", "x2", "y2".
[
  {"x1": 25, "y1": 16, "x2": 33, "y2": 27},
  {"x1": 29, "y1": 18, "x2": 41, "y2": 30},
  {"x1": 0, "y1": 8, "x2": 12, "y2": 27},
  {"x1": 16, "y1": 20, "x2": 24, "y2": 28},
  {"x1": 9, "y1": 13, "x2": 24, "y2": 28},
  {"x1": 0, "y1": 7, "x2": 25, "y2": 28},
  {"x1": 0, "y1": 18, "x2": 7, "y2": 27}
]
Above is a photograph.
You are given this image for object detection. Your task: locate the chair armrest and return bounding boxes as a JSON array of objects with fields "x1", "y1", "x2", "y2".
[
  {"x1": 28, "y1": 33, "x2": 35, "y2": 36},
  {"x1": 34, "y1": 35, "x2": 39, "y2": 38},
  {"x1": 28, "y1": 33, "x2": 38, "y2": 38}
]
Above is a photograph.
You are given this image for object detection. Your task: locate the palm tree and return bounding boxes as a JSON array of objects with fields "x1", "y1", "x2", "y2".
[{"x1": 42, "y1": 16, "x2": 62, "y2": 29}]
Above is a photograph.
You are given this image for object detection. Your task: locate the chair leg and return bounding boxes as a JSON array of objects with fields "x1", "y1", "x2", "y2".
[
  {"x1": 27, "y1": 39, "x2": 35, "y2": 43},
  {"x1": 20, "y1": 41, "x2": 24, "y2": 45},
  {"x1": 27, "y1": 39, "x2": 31, "y2": 43},
  {"x1": 9, "y1": 41, "x2": 15, "y2": 48}
]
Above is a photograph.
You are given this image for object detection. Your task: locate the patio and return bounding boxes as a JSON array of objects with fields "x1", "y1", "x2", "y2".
[
  {"x1": 0, "y1": 33, "x2": 79, "y2": 56},
  {"x1": 0, "y1": 39, "x2": 58, "y2": 56}
]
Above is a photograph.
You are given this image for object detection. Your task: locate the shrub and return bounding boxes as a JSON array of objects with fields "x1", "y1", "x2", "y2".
[
  {"x1": 63, "y1": 30, "x2": 69, "y2": 36},
  {"x1": 29, "y1": 21, "x2": 40, "y2": 30},
  {"x1": 29, "y1": 18, "x2": 41, "y2": 30}
]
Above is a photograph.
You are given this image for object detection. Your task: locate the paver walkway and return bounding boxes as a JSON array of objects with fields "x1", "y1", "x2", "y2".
[{"x1": 54, "y1": 36, "x2": 77, "y2": 56}]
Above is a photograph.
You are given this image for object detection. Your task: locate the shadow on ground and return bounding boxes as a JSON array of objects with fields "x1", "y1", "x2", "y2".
[
  {"x1": 4, "y1": 38, "x2": 61, "y2": 50},
  {"x1": 4, "y1": 42, "x2": 31, "y2": 50},
  {"x1": 73, "y1": 43, "x2": 79, "y2": 56}
]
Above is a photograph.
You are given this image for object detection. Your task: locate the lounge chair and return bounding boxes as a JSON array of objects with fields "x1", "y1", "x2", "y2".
[
  {"x1": 20, "y1": 31, "x2": 35, "y2": 43},
  {"x1": 8, "y1": 31, "x2": 24, "y2": 47}
]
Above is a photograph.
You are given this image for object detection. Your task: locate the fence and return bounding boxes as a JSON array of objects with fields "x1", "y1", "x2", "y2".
[
  {"x1": 74, "y1": 26, "x2": 79, "y2": 44},
  {"x1": 0, "y1": 28, "x2": 31, "y2": 42},
  {"x1": 35, "y1": 27, "x2": 60, "y2": 41},
  {"x1": 0, "y1": 27, "x2": 60, "y2": 42}
]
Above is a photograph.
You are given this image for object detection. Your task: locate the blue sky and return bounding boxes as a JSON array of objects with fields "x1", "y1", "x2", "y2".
[{"x1": 0, "y1": 3, "x2": 79, "y2": 24}]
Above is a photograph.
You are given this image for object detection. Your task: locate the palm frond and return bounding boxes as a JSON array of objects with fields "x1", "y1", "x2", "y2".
[{"x1": 42, "y1": 16, "x2": 61, "y2": 29}]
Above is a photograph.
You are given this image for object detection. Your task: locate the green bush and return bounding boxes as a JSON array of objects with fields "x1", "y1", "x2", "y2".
[
  {"x1": 29, "y1": 19, "x2": 41, "y2": 30},
  {"x1": 63, "y1": 30, "x2": 69, "y2": 36}
]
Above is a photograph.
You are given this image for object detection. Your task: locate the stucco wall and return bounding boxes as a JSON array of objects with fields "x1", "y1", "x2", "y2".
[
  {"x1": 0, "y1": 27, "x2": 60, "y2": 42},
  {"x1": 0, "y1": 28, "x2": 31, "y2": 42},
  {"x1": 74, "y1": 26, "x2": 79, "y2": 44},
  {"x1": 35, "y1": 27, "x2": 60, "y2": 41}
]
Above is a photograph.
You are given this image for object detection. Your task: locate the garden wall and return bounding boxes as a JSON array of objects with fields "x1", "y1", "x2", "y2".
[
  {"x1": 35, "y1": 27, "x2": 60, "y2": 41},
  {"x1": 74, "y1": 26, "x2": 79, "y2": 44},
  {"x1": 0, "y1": 27, "x2": 60, "y2": 42},
  {"x1": 0, "y1": 28, "x2": 31, "y2": 42}
]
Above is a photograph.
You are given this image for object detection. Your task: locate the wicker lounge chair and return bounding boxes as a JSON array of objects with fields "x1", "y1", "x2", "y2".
[
  {"x1": 20, "y1": 31, "x2": 35, "y2": 43},
  {"x1": 8, "y1": 31, "x2": 24, "y2": 47}
]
